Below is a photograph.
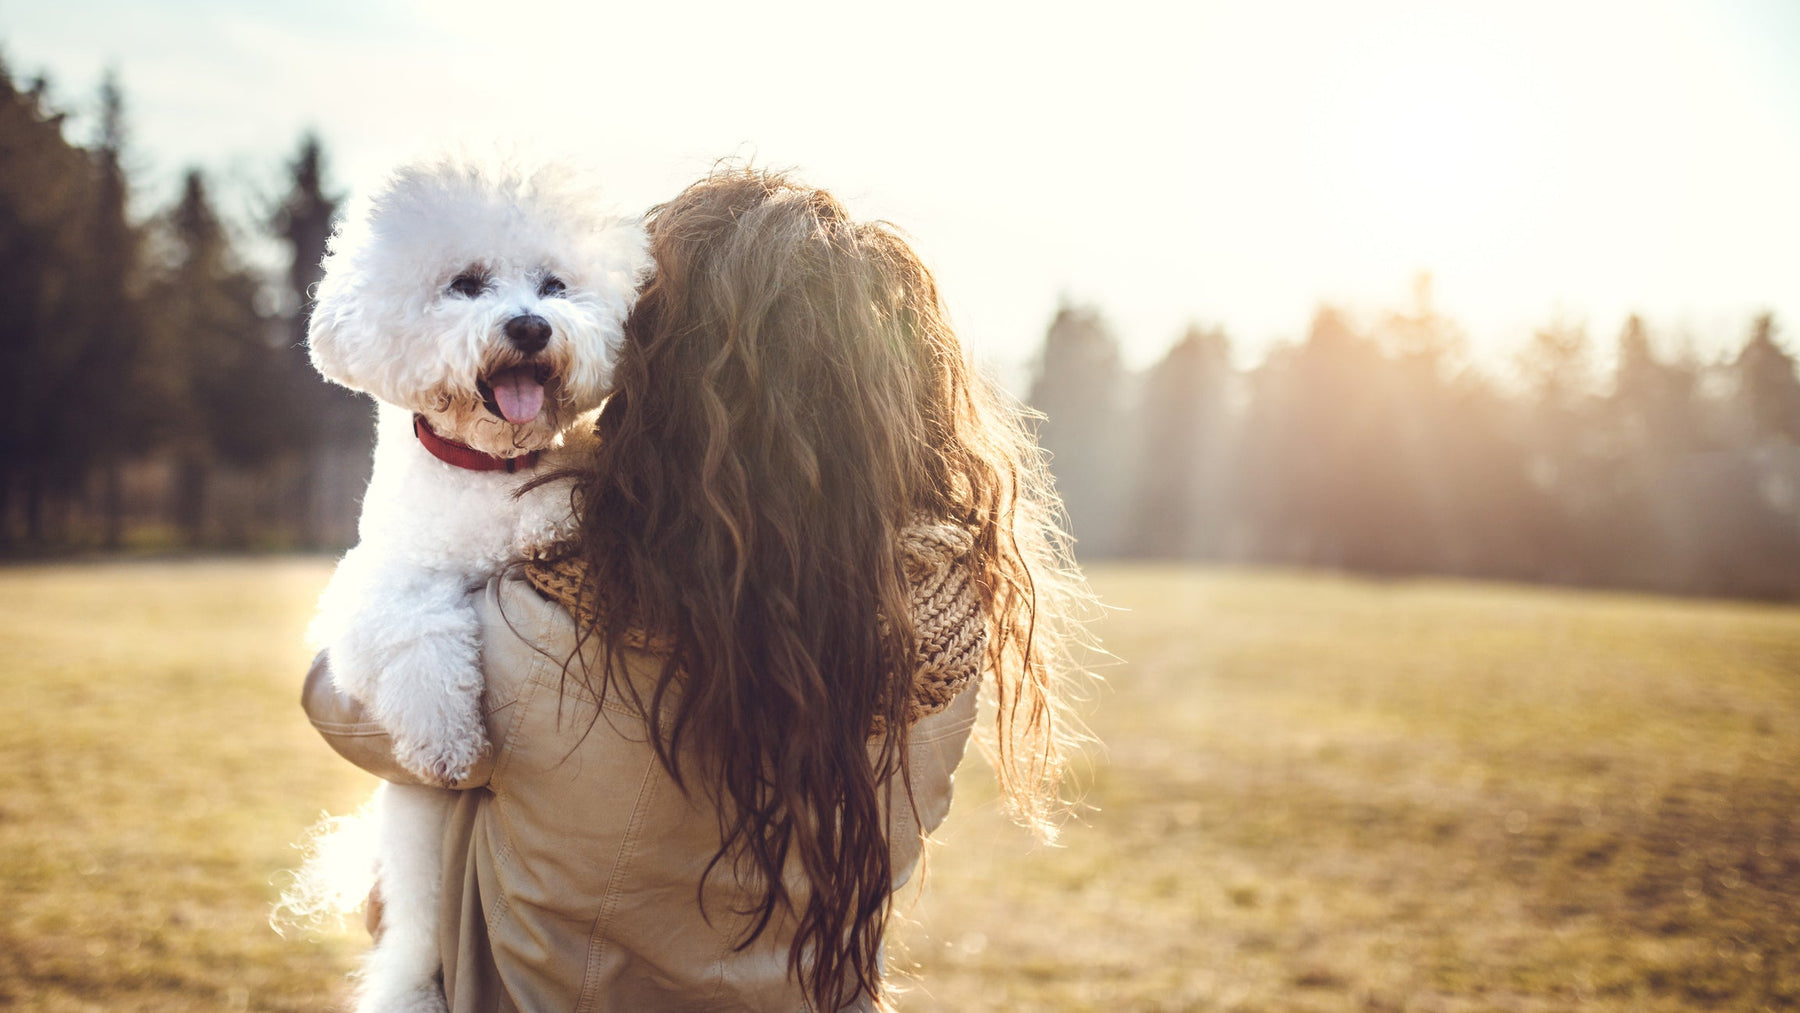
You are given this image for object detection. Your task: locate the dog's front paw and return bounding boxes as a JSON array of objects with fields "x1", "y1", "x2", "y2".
[
  {"x1": 372, "y1": 631, "x2": 490, "y2": 787},
  {"x1": 393, "y1": 726, "x2": 490, "y2": 787}
]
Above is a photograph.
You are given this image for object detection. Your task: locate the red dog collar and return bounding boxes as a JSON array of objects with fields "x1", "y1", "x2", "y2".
[{"x1": 413, "y1": 415, "x2": 540, "y2": 473}]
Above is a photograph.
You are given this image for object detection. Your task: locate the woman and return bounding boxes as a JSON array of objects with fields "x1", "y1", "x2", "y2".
[{"x1": 305, "y1": 166, "x2": 1094, "y2": 1010}]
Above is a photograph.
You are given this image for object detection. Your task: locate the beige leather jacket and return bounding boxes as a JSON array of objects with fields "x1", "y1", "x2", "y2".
[{"x1": 304, "y1": 571, "x2": 979, "y2": 1012}]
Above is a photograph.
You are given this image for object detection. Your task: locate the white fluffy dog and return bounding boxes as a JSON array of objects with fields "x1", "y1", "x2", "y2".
[{"x1": 304, "y1": 156, "x2": 649, "y2": 1012}]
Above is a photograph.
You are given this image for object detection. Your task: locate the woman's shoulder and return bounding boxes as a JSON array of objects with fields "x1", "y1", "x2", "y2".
[
  {"x1": 476, "y1": 563, "x2": 668, "y2": 717},
  {"x1": 472, "y1": 567, "x2": 582, "y2": 703},
  {"x1": 513, "y1": 554, "x2": 670, "y2": 654},
  {"x1": 479, "y1": 565, "x2": 575, "y2": 636}
]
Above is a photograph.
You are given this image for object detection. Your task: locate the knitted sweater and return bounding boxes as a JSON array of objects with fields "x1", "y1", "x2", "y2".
[{"x1": 520, "y1": 520, "x2": 989, "y2": 728}]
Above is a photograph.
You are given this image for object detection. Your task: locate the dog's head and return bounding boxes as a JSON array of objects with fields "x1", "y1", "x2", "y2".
[{"x1": 308, "y1": 157, "x2": 650, "y2": 457}]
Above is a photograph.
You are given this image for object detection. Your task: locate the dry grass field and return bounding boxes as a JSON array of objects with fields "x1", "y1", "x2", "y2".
[{"x1": 1, "y1": 560, "x2": 1796, "y2": 1011}]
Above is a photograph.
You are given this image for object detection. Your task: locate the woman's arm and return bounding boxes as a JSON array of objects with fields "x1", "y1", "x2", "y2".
[
  {"x1": 302, "y1": 652, "x2": 496, "y2": 788},
  {"x1": 885, "y1": 685, "x2": 979, "y2": 894}
]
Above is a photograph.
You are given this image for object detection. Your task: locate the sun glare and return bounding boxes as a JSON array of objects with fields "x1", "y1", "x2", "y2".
[
  {"x1": 2, "y1": 0, "x2": 1795, "y2": 368},
  {"x1": 1368, "y1": 87, "x2": 1508, "y2": 230},
  {"x1": 1323, "y1": 53, "x2": 1529, "y2": 262}
]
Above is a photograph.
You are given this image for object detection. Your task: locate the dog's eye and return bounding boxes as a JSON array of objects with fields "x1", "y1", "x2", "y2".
[
  {"x1": 448, "y1": 273, "x2": 487, "y2": 298},
  {"x1": 538, "y1": 276, "x2": 567, "y2": 298}
]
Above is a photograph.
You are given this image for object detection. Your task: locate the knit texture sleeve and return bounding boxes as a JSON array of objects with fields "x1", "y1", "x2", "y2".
[{"x1": 891, "y1": 520, "x2": 987, "y2": 726}]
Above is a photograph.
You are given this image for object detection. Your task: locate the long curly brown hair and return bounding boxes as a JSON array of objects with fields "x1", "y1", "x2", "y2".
[{"x1": 561, "y1": 165, "x2": 1093, "y2": 1008}]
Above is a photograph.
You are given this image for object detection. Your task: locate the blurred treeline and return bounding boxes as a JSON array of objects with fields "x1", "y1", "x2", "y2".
[
  {"x1": 1032, "y1": 278, "x2": 1800, "y2": 598},
  {"x1": 6, "y1": 59, "x2": 1799, "y2": 601},
  {"x1": 0, "y1": 61, "x2": 370, "y2": 552}
]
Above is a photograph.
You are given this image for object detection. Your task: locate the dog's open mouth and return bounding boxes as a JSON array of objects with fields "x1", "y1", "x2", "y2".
[{"x1": 476, "y1": 364, "x2": 555, "y2": 425}]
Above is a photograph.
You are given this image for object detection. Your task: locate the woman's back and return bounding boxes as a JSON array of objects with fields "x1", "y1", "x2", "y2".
[{"x1": 323, "y1": 567, "x2": 978, "y2": 1012}]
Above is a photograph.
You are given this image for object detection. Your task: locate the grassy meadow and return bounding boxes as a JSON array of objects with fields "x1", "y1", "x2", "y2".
[{"x1": 1, "y1": 561, "x2": 1796, "y2": 1011}]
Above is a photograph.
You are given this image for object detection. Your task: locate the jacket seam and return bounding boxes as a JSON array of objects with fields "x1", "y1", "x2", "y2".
[
  {"x1": 490, "y1": 576, "x2": 558, "y2": 790},
  {"x1": 483, "y1": 585, "x2": 556, "y2": 937},
  {"x1": 701, "y1": 905, "x2": 736, "y2": 1010},
  {"x1": 572, "y1": 748, "x2": 660, "y2": 1013}
]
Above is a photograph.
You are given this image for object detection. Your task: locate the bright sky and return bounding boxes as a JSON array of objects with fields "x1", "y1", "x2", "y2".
[{"x1": 7, "y1": 0, "x2": 1799, "y2": 378}]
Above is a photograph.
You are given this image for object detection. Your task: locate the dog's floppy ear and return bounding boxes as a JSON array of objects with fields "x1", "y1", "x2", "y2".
[
  {"x1": 306, "y1": 271, "x2": 365, "y2": 392},
  {"x1": 306, "y1": 192, "x2": 385, "y2": 394}
]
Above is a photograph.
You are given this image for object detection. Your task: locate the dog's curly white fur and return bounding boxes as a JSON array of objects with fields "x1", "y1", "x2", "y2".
[{"x1": 304, "y1": 156, "x2": 648, "y2": 1013}]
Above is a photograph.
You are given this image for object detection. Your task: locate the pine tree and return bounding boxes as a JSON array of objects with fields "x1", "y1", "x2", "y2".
[
  {"x1": 275, "y1": 133, "x2": 335, "y2": 318},
  {"x1": 1598, "y1": 315, "x2": 1718, "y2": 590},
  {"x1": 152, "y1": 170, "x2": 272, "y2": 545},
  {"x1": 76, "y1": 71, "x2": 149, "y2": 547},
  {"x1": 271, "y1": 132, "x2": 368, "y2": 547},
  {"x1": 1126, "y1": 324, "x2": 1233, "y2": 558},
  {"x1": 0, "y1": 62, "x2": 103, "y2": 543},
  {"x1": 1610, "y1": 314, "x2": 1702, "y2": 454},
  {"x1": 1513, "y1": 316, "x2": 1603, "y2": 578},
  {"x1": 1028, "y1": 304, "x2": 1129, "y2": 558},
  {"x1": 1240, "y1": 306, "x2": 1396, "y2": 569},
  {"x1": 1733, "y1": 313, "x2": 1800, "y2": 446}
]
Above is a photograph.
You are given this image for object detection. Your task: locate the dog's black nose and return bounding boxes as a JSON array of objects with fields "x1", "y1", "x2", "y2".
[{"x1": 504, "y1": 314, "x2": 551, "y2": 354}]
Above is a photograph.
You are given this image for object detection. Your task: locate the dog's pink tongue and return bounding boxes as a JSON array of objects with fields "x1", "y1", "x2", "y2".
[{"x1": 490, "y1": 367, "x2": 545, "y2": 425}]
